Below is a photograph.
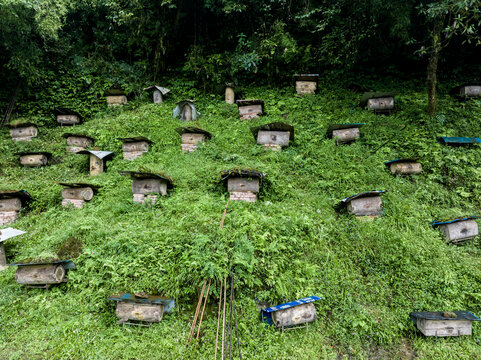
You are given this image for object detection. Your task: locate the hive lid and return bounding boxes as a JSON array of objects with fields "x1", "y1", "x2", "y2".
[
  {"x1": 250, "y1": 122, "x2": 294, "y2": 141},
  {"x1": 0, "y1": 228, "x2": 26, "y2": 243},
  {"x1": 338, "y1": 190, "x2": 386, "y2": 208},
  {"x1": 220, "y1": 168, "x2": 265, "y2": 181},
  {"x1": 0, "y1": 190, "x2": 32, "y2": 205},
  {"x1": 56, "y1": 182, "x2": 100, "y2": 191},
  {"x1": 8, "y1": 122, "x2": 37, "y2": 129},
  {"x1": 437, "y1": 136, "x2": 481, "y2": 145},
  {"x1": 175, "y1": 127, "x2": 212, "y2": 139},
  {"x1": 17, "y1": 151, "x2": 52, "y2": 158},
  {"x1": 105, "y1": 88, "x2": 126, "y2": 96},
  {"x1": 261, "y1": 296, "x2": 322, "y2": 325},
  {"x1": 61, "y1": 133, "x2": 95, "y2": 141},
  {"x1": 117, "y1": 136, "x2": 153, "y2": 144},
  {"x1": 360, "y1": 92, "x2": 396, "y2": 106},
  {"x1": 293, "y1": 74, "x2": 320, "y2": 82},
  {"x1": 77, "y1": 150, "x2": 114, "y2": 160},
  {"x1": 119, "y1": 171, "x2": 174, "y2": 188},
  {"x1": 384, "y1": 158, "x2": 419, "y2": 166},
  {"x1": 236, "y1": 99, "x2": 264, "y2": 108},
  {"x1": 410, "y1": 311, "x2": 481, "y2": 325},
  {"x1": 143, "y1": 85, "x2": 170, "y2": 96},
  {"x1": 53, "y1": 108, "x2": 83, "y2": 119},
  {"x1": 327, "y1": 123, "x2": 365, "y2": 137},
  {"x1": 430, "y1": 216, "x2": 479, "y2": 227},
  {"x1": 107, "y1": 293, "x2": 175, "y2": 312},
  {"x1": 10, "y1": 259, "x2": 76, "y2": 269}
]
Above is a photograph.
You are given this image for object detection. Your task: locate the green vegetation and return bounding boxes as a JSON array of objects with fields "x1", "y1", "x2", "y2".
[{"x1": 1, "y1": 80, "x2": 481, "y2": 359}]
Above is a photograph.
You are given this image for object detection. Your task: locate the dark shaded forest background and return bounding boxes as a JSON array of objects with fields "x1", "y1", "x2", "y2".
[{"x1": 1, "y1": 0, "x2": 480, "y2": 115}]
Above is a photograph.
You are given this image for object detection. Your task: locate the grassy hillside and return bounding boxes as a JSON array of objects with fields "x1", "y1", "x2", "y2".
[{"x1": 1, "y1": 80, "x2": 481, "y2": 359}]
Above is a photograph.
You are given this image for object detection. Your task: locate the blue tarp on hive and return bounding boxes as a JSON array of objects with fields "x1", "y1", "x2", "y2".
[
  {"x1": 438, "y1": 137, "x2": 481, "y2": 145},
  {"x1": 430, "y1": 216, "x2": 479, "y2": 227},
  {"x1": 261, "y1": 296, "x2": 322, "y2": 325}
]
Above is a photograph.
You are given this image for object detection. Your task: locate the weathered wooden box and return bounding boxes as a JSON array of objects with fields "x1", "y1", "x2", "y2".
[
  {"x1": 261, "y1": 296, "x2": 321, "y2": 330},
  {"x1": 360, "y1": 92, "x2": 395, "y2": 114},
  {"x1": 120, "y1": 171, "x2": 173, "y2": 204},
  {"x1": 0, "y1": 228, "x2": 26, "y2": 271},
  {"x1": 173, "y1": 100, "x2": 200, "y2": 121},
  {"x1": 77, "y1": 150, "x2": 114, "y2": 176},
  {"x1": 54, "y1": 108, "x2": 83, "y2": 126},
  {"x1": 9, "y1": 123, "x2": 38, "y2": 141},
  {"x1": 144, "y1": 85, "x2": 170, "y2": 103},
  {"x1": 11, "y1": 260, "x2": 76, "y2": 289},
  {"x1": 327, "y1": 123, "x2": 365, "y2": 144},
  {"x1": 176, "y1": 127, "x2": 212, "y2": 152},
  {"x1": 18, "y1": 152, "x2": 51, "y2": 167},
  {"x1": 339, "y1": 191, "x2": 386, "y2": 217},
  {"x1": 385, "y1": 159, "x2": 422, "y2": 175},
  {"x1": 221, "y1": 169, "x2": 264, "y2": 202},
  {"x1": 431, "y1": 217, "x2": 479, "y2": 243},
  {"x1": 118, "y1": 137, "x2": 152, "y2": 160},
  {"x1": 236, "y1": 100, "x2": 264, "y2": 120},
  {"x1": 0, "y1": 191, "x2": 30, "y2": 226},
  {"x1": 62, "y1": 133, "x2": 94, "y2": 153},
  {"x1": 410, "y1": 311, "x2": 480, "y2": 337},
  {"x1": 108, "y1": 293, "x2": 175, "y2": 325},
  {"x1": 294, "y1": 74, "x2": 319, "y2": 95},
  {"x1": 106, "y1": 89, "x2": 128, "y2": 106},
  {"x1": 251, "y1": 122, "x2": 294, "y2": 150},
  {"x1": 59, "y1": 183, "x2": 98, "y2": 209}
]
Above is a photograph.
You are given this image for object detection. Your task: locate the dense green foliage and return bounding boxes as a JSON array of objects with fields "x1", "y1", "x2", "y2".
[{"x1": 1, "y1": 81, "x2": 481, "y2": 358}]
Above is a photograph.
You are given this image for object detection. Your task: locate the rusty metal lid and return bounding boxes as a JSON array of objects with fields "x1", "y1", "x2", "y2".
[{"x1": 250, "y1": 122, "x2": 294, "y2": 141}]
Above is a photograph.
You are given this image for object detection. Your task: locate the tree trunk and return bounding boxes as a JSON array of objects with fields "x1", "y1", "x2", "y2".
[{"x1": 427, "y1": 19, "x2": 443, "y2": 116}]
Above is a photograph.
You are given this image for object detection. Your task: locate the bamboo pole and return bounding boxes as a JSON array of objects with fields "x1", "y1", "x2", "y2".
[
  {"x1": 214, "y1": 280, "x2": 223, "y2": 360},
  {"x1": 195, "y1": 280, "x2": 211, "y2": 340},
  {"x1": 186, "y1": 280, "x2": 207, "y2": 347},
  {"x1": 221, "y1": 277, "x2": 227, "y2": 359}
]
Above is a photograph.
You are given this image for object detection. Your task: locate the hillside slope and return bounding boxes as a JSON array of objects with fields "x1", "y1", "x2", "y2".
[{"x1": 1, "y1": 81, "x2": 481, "y2": 359}]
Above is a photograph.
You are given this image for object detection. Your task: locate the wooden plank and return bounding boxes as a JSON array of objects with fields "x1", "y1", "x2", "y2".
[
  {"x1": 227, "y1": 178, "x2": 260, "y2": 193},
  {"x1": 460, "y1": 86, "x2": 481, "y2": 97},
  {"x1": 0, "y1": 243, "x2": 6, "y2": 268},
  {"x1": 332, "y1": 128, "x2": 360, "y2": 144},
  {"x1": 15, "y1": 264, "x2": 66, "y2": 285},
  {"x1": 153, "y1": 90, "x2": 163, "y2": 103},
  {"x1": 272, "y1": 302, "x2": 316, "y2": 328},
  {"x1": 66, "y1": 136, "x2": 93, "y2": 148},
  {"x1": 115, "y1": 302, "x2": 164, "y2": 323},
  {"x1": 256, "y1": 131, "x2": 290, "y2": 147},
  {"x1": 10, "y1": 126, "x2": 37, "y2": 140},
  {"x1": 347, "y1": 196, "x2": 382, "y2": 216},
  {"x1": 183, "y1": 104, "x2": 193, "y2": 121}
]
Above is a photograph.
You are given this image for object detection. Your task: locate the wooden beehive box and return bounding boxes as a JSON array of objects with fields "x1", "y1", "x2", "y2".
[
  {"x1": 236, "y1": 100, "x2": 264, "y2": 120},
  {"x1": 62, "y1": 133, "x2": 94, "y2": 153},
  {"x1": 105, "y1": 89, "x2": 128, "y2": 106},
  {"x1": 143, "y1": 85, "x2": 170, "y2": 103},
  {"x1": 338, "y1": 191, "x2": 386, "y2": 218},
  {"x1": 431, "y1": 216, "x2": 479, "y2": 244},
  {"x1": 9, "y1": 123, "x2": 38, "y2": 141},
  {"x1": 0, "y1": 190, "x2": 31, "y2": 225},
  {"x1": 294, "y1": 74, "x2": 319, "y2": 95},
  {"x1": 360, "y1": 92, "x2": 395, "y2": 114},
  {"x1": 11, "y1": 260, "x2": 76, "y2": 290},
  {"x1": 327, "y1": 123, "x2": 365, "y2": 144},
  {"x1": 173, "y1": 100, "x2": 200, "y2": 121},
  {"x1": 225, "y1": 82, "x2": 236, "y2": 104},
  {"x1": 261, "y1": 296, "x2": 321, "y2": 331},
  {"x1": 438, "y1": 136, "x2": 481, "y2": 146},
  {"x1": 175, "y1": 127, "x2": 212, "y2": 152},
  {"x1": 53, "y1": 108, "x2": 83, "y2": 126},
  {"x1": 77, "y1": 150, "x2": 114, "y2": 176},
  {"x1": 118, "y1": 137, "x2": 152, "y2": 160},
  {"x1": 18, "y1": 152, "x2": 51, "y2": 167},
  {"x1": 108, "y1": 293, "x2": 175, "y2": 325},
  {"x1": 385, "y1": 159, "x2": 422, "y2": 175},
  {"x1": 0, "y1": 228, "x2": 26, "y2": 271},
  {"x1": 119, "y1": 171, "x2": 173, "y2": 205},
  {"x1": 250, "y1": 122, "x2": 294, "y2": 150},
  {"x1": 58, "y1": 182, "x2": 99, "y2": 209},
  {"x1": 410, "y1": 311, "x2": 480, "y2": 337},
  {"x1": 220, "y1": 169, "x2": 265, "y2": 202},
  {"x1": 452, "y1": 82, "x2": 481, "y2": 98}
]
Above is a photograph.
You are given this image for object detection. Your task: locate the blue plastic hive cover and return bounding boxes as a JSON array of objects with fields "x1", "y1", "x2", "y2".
[
  {"x1": 438, "y1": 137, "x2": 481, "y2": 145},
  {"x1": 384, "y1": 159, "x2": 418, "y2": 166},
  {"x1": 430, "y1": 216, "x2": 479, "y2": 227},
  {"x1": 10, "y1": 259, "x2": 76, "y2": 270},
  {"x1": 261, "y1": 296, "x2": 322, "y2": 325}
]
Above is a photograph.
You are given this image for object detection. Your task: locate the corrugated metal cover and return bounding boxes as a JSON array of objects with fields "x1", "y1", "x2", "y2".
[
  {"x1": 0, "y1": 228, "x2": 26, "y2": 243},
  {"x1": 143, "y1": 85, "x2": 170, "y2": 95}
]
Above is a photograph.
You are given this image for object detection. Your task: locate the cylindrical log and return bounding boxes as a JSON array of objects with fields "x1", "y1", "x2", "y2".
[
  {"x1": 390, "y1": 162, "x2": 422, "y2": 175},
  {"x1": 115, "y1": 302, "x2": 164, "y2": 323},
  {"x1": 183, "y1": 104, "x2": 193, "y2": 121},
  {"x1": 0, "y1": 243, "x2": 7, "y2": 268},
  {"x1": 272, "y1": 302, "x2": 317, "y2": 328},
  {"x1": 460, "y1": 86, "x2": 481, "y2": 97},
  {"x1": 15, "y1": 264, "x2": 66, "y2": 285},
  {"x1": 257, "y1": 131, "x2": 290, "y2": 147},
  {"x1": 20, "y1": 154, "x2": 48, "y2": 167},
  {"x1": 439, "y1": 220, "x2": 479, "y2": 243},
  {"x1": 0, "y1": 198, "x2": 22, "y2": 211},
  {"x1": 89, "y1": 155, "x2": 104, "y2": 176},
  {"x1": 10, "y1": 126, "x2": 38, "y2": 139},
  {"x1": 153, "y1": 90, "x2": 163, "y2": 103},
  {"x1": 122, "y1": 142, "x2": 149, "y2": 153},
  {"x1": 181, "y1": 133, "x2": 206, "y2": 145},
  {"x1": 332, "y1": 128, "x2": 360, "y2": 144},
  {"x1": 227, "y1": 177, "x2": 260, "y2": 193},
  {"x1": 347, "y1": 196, "x2": 382, "y2": 216},
  {"x1": 61, "y1": 187, "x2": 94, "y2": 201},
  {"x1": 132, "y1": 179, "x2": 167, "y2": 195},
  {"x1": 66, "y1": 136, "x2": 93, "y2": 148},
  {"x1": 107, "y1": 95, "x2": 128, "y2": 106},
  {"x1": 238, "y1": 105, "x2": 262, "y2": 119},
  {"x1": 225, "y1": 87, "x2": 235, "y2": 104},
  {"x1": 57, "y1": 115, "x2": 81, "y2": 125},
  {"x1": 367, "y1": 97, "x2": 394, "y2": 110}
]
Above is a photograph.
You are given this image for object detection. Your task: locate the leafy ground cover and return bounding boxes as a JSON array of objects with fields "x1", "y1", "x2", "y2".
[{"x1": 1, "y1": 80, "x2": 481, "y2": 359}]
